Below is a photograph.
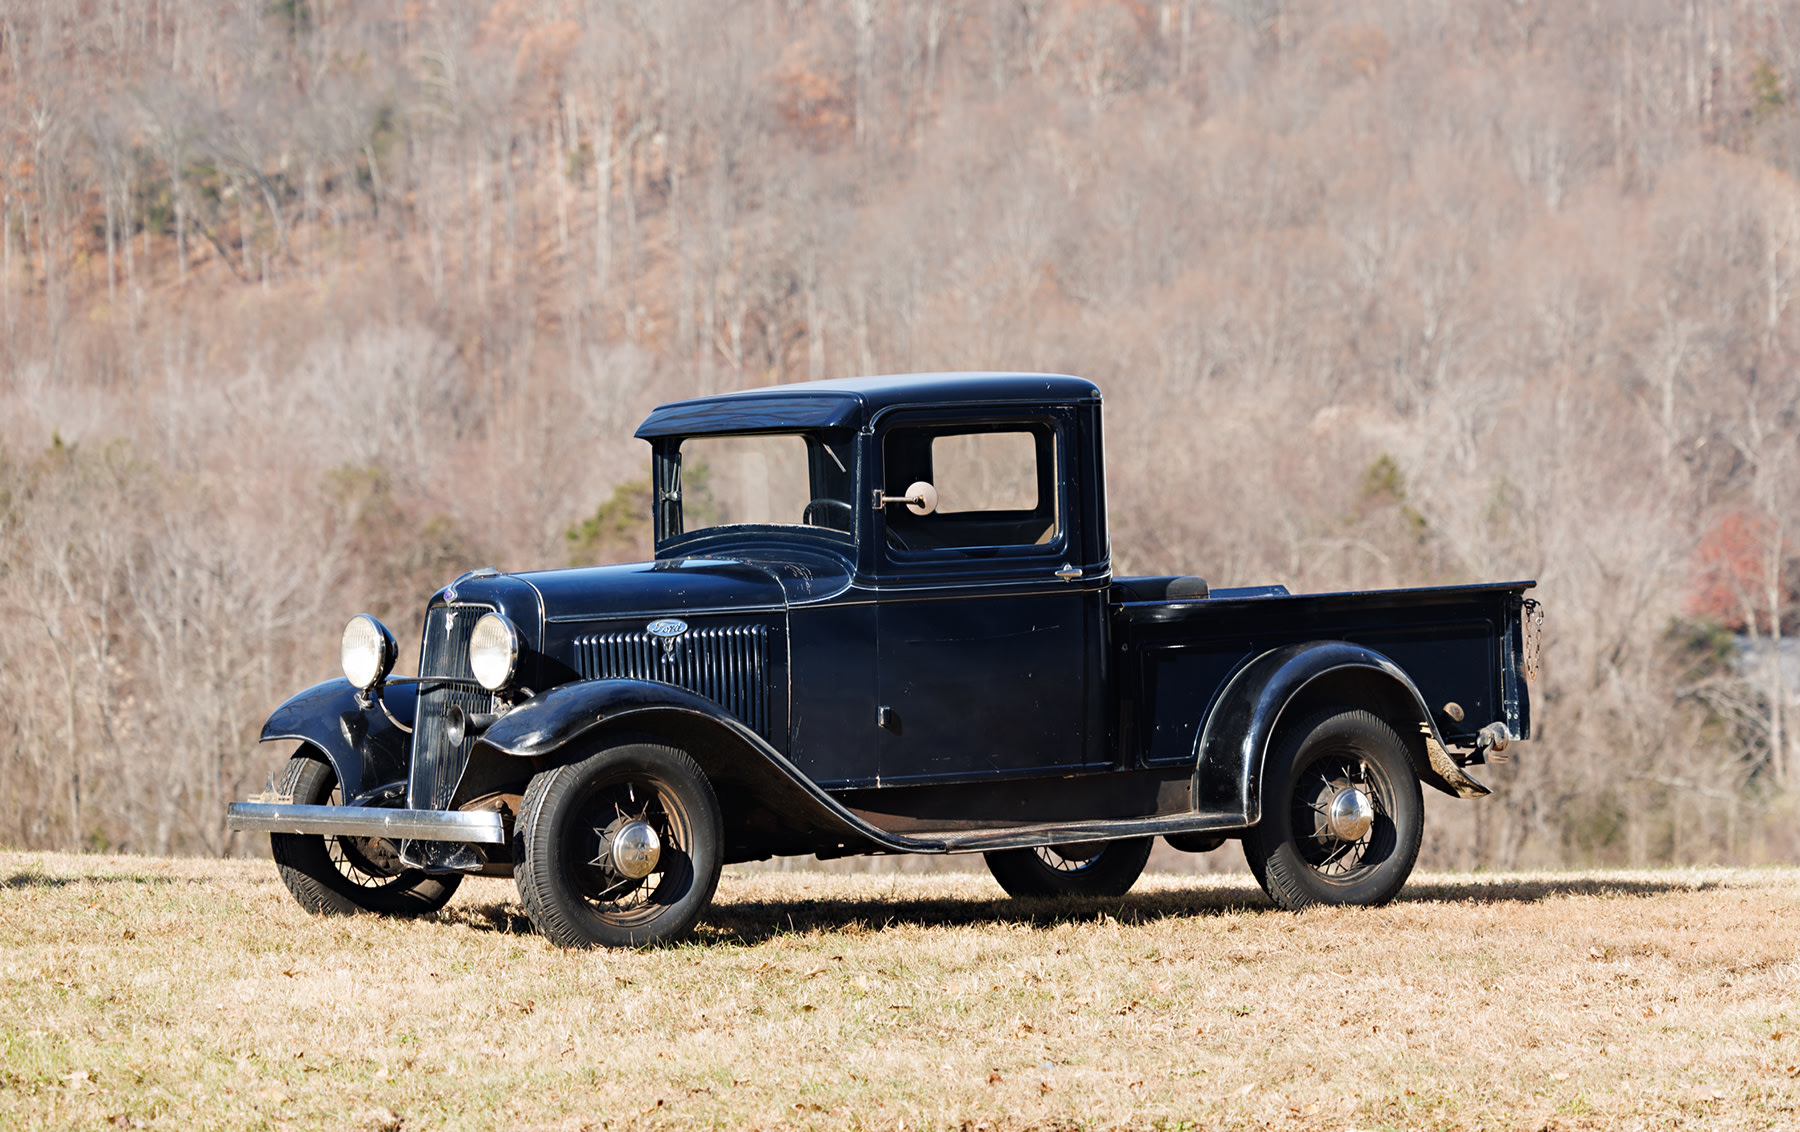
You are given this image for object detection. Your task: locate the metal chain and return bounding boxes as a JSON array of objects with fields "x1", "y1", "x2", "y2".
[{"x1": 1522, "y1": 598, "x2": 1545, "y2": 681}]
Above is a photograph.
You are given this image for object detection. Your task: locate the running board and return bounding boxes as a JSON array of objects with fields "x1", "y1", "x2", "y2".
[{"x1": 870, "y1": 811, "x2": 1248, "y2": 855}]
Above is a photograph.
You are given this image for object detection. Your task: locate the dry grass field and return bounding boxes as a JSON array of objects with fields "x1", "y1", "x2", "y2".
[{"x1": 2, "y1": 852, "x2": 1797, "y2": 1132}]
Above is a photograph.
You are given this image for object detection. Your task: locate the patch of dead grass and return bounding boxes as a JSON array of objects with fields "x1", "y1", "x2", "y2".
[{"x1": 2, "y1": 853, "x2": 1797, "y2": 1130}]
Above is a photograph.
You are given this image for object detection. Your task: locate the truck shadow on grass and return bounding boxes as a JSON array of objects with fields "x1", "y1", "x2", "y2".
[
  {"x1": 445, "y1": 873, "x2": 1725, "y2": 946},
  {"x1": 696, "y1": 875, "x2": 1725, "y2": 945},
  {"x1": 443, "y1": 886, "x2": 1274, "y2": 943},
  {"x1": 1401, "y1": 874, "x2": 1723, "y2": 904},
  {"x1": 698, "y1": 891, "x2": 1261, "y2": 945},
  {"x1": 1, "y1": 871, "x2": 178, "y2": 890}
]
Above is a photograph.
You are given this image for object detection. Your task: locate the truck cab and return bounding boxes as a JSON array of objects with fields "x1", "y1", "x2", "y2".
[
  {"x1": 635, "y1": 374, "x2": 1111, "y2": 786},
  {"x1": 229, "y1": 373, "x2": 1537, "y2": 948}
]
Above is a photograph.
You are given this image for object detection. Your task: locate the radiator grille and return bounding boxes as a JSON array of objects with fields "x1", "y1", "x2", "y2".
[
  {"x1": 574, "y1": 624, "x2": 771, "y2": 739},
  {"x1": 410, "y1": 604, "x2": 497, "y2": 811}
]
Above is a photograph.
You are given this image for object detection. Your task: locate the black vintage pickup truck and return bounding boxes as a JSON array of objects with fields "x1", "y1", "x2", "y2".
[{"x1": 228, "y1": 374, "x2": 1537, "y2": 948}]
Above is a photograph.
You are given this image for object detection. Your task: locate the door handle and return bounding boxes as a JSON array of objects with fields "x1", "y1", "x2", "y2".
[{"x1": 1055, "y1": 564, "x2": 1081, "y2": 581}]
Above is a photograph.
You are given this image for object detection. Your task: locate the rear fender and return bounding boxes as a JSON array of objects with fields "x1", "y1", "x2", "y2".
[
  {"x1": 474, "y1": 680, "x2": 893, "y2": 855},
  {"x1": 1193, "y1": 641, "x2": 1489, "y2": 827},
  {"x1": 259, "y1": 678, "x2": 416, "y2": 803}
]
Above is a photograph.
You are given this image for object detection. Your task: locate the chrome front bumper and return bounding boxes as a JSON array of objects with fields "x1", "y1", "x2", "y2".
[{"x1": 226, "y1": 802, "x2": 506, "y2": 844}]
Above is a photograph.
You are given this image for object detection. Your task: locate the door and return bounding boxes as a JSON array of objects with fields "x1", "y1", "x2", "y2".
[
  {"x1": 786, "y1": 601, "x2": 881, "y2": 788},
  {"x1": 872, "y1": 410, "x2": 1105, "y2": 783}
]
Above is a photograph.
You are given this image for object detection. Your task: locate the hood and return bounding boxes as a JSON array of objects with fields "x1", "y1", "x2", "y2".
[{"x1": 509, "y1": 557, "x2": 790, "y2": 622}]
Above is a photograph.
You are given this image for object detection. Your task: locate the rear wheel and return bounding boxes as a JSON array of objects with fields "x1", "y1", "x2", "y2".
[
  {"x1": 1243, "y1": 709, "x2": 1423, "y2": 910},
  {"x1": 1163, "y1": 832, "x2": 1227, "y2": 854},
  {"x1": 983, "y1": 837, "x2": 1152, "y2": 899},
  {"x1": 515, "y1": 741, "x2": 723, "y2": 948},
  {"x1": 269, "y1": 753, "x2": 461, "y2": 916}
]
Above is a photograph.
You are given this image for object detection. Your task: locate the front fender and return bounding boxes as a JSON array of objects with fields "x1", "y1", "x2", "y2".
[
  {"x1": 1193, "y1": 641, "x2": 1488, "y2": 827},
  {"x1": 260, "y1": 678, "x2": 415, "y2": 803},
  {"x1": 476, "y1": 679, "x2": 918, "y2": 857},
  {"x1": 476, "y1": 678, "x2": 706, "y2": 760}
]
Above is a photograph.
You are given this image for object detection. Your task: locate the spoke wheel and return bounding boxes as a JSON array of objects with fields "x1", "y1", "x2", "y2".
[
  {"x1": 1244, "y1": 709, "x2": 1423, "y2": 910},
  {"x1": 983, "y1": 837, "x2": 1152, "y2": 899},
  {"x1": 269, "y1": 752, "x2": 461, "y2": 917},
  {"x1": 516, "y1": 742, "x2": 722, "y2": 948}
]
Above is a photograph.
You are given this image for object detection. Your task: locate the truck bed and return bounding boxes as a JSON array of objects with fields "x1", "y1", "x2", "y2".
[{"x1": 1111, "y1": 580, "x2": 1535, "y2": 768}]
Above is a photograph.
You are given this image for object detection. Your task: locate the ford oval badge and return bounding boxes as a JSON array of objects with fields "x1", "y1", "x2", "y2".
[{"x1": 647, "y1": 619, "x2": 688, "y2": 638}]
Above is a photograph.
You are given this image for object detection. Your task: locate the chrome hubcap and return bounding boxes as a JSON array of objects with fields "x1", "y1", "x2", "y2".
[
  {"x1": 607, "y1": 820, "x2": 662, "y2": 879},
  {"x1": 1326, "y1": 787, "x2": 1375, "y2": 842}
]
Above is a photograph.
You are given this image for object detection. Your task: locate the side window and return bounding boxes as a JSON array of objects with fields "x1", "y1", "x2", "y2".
[
  {"x1": 932, "y1": 432, "x2": 1040, "y2": 513},
  {"x1": 881, "y1": 422, "x2": 1060, "y2": 553}
]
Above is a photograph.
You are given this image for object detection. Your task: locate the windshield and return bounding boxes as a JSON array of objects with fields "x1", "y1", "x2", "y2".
[{"x1": 657, "y1": 430, "x2": 856, "y2": 546}]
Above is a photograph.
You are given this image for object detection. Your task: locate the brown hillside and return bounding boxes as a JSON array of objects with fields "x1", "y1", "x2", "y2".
[{"x1": 0, "y1": 0, "x2": 1798, "y2": 864}]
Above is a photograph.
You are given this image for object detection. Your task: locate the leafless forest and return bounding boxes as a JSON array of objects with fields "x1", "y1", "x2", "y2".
[{"x1": 0, "y1": 0, "x2": 1796, "y2": 867}]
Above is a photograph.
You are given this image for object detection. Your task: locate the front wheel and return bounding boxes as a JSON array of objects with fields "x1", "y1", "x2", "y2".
[
  {"x1": 983, "y1": 837, "x2": 1152, "y2": 899},
  {"x1": 269, "y1": 752, "x2": 462, "y2": 917},
  {"x1": 515, "y1": 741, "x2": 723, "y2": 948},
  {"x1": 1243, "y1": 709, "x2": 1423, "y2": 910}
]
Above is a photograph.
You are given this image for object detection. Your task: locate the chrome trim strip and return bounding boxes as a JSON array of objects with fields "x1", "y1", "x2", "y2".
[
  {"x1": 225, "y1": 802, "x2": 506, "y2": 844},
  {"x1": 854, "y1": 761, "x2": 1113, "y2": 788},
  {"x1": 547, "y1": 604, "x2": 788, "y2": 624},
  {"x1": 788, "y1": 578, "x2": 1115, "y2": 608}
]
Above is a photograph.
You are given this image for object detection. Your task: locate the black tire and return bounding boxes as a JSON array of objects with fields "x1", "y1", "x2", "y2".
[
  {"x1": 1163, "y1": 832, "x2": 1226, "y2": 854},
  {"x1": 1243, "y1": 709, "x2": 1424, "y2": 910},
  {"x1": 269, "y1": 753, "x2": 462, "y2": 917},
  {"x1": 983, "y1": 837, "x2": 1153, "y2": 899},
  {"x1": 515, "y1": 741, "x2": 723, "y2": 948}
]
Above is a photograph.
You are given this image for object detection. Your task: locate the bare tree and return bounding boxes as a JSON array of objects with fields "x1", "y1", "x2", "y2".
[{"x1": 7, "y1": 0, "x2": 1800, "y2": 865}]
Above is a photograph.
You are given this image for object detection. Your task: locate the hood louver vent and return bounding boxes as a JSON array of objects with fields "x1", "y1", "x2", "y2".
[{"x1": 573, "y1": 623, "x2": 771, "y2": 739}]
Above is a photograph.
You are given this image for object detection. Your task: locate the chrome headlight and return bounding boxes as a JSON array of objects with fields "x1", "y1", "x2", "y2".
[
  {"x1": 341, "y1": 614, "x2": 397, "y2": 691},
  {"x1": 469, "y1": 612, "x2": 520, "y2": 692}
]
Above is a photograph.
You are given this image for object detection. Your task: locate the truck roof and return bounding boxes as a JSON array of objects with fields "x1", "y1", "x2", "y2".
[{"x1": 634, "y1": 372, "x2": 1101, "y2": 439}]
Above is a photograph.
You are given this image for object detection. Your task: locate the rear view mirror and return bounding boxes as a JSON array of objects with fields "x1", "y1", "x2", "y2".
[
  {"x1": 878, "y1": 481, "x2": 939, "y2": 515},
  {"x1": 903, "y1": 481, "x2": 938, "y2": 515}
]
